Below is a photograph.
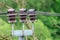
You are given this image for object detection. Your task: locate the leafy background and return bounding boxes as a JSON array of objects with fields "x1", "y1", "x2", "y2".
[{"x1": 0, "y1": 0, "x2": 60, "y2": 40}]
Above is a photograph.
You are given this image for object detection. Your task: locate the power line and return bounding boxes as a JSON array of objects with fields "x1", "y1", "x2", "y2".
[
  {"x1": 0, "y1": 11, "x2": 60, "y2": 16},
  {"x1": 36, "y1": 11, "x2": 60, "y2": 16}
]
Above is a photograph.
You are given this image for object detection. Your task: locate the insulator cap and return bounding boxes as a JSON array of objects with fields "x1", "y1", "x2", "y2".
[
  {"x1": 7, "y1": 8, "x2": 15, "y2": 13},
  {"x1": 28, "y1": 9, "x2": 36, "y2": 22},
  {"x1": 19, "y1": 8, "x2": 27, "y2": 22},
  {"x1": 7, "y1": 8, "x2": 16, "y2": 23},
  {"x1": 28, "y1": 9, "x2": 35, "y2": 12},
  {"x1": 28, "y1": 9, "x2": 36, "y2": 14},
  {"x1": 8, "y1": 8, "x2": 15, "y2": 11},
  {"x1": 19, "y1": 8, "x2": 26, "y2": 12}
]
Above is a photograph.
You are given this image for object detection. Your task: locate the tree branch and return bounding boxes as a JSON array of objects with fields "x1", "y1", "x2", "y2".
[{"x1": 0, "y1": 2, "x2": 12, "y2": 9}]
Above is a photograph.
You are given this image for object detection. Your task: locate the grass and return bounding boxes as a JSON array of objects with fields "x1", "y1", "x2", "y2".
[
  {"x1": 34, "y1": 20, "x2": 52, "y2": 40},
  {"x1": 0, "y1": 16, "x2": 60, "y2": 40}
]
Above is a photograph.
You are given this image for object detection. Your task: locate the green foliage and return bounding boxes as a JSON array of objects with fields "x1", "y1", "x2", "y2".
[{"x1": 0, "y1": 0, "x2": 60, "y2": 40}]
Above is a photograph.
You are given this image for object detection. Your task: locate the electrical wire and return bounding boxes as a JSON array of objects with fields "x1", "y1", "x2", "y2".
[{"x1": 0, "y1": 11, "x2": 60, "y2": 16}]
